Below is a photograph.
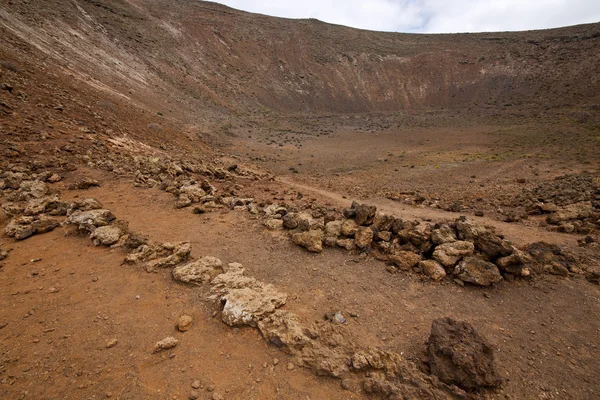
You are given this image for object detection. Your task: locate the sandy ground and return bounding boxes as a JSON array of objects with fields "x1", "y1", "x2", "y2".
[{"x1": 2, "y1": 170, "x2": 598, "y2": 399}]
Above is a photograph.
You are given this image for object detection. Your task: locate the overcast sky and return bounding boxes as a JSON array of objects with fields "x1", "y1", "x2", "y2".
[{"x1": 213, "y1": 0, "x2": 600, "y2": 33}]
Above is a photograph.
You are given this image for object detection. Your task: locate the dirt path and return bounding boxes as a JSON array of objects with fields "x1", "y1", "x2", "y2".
[
  {"x1": 1, "y1": 172, "x2": 599, "y2": 400},
  {"x1": 277, "y1": 177, "x2": 581, "y2": 247},
  {"x1": 0, "y1": 176, "x2": 358, "y2": 400}
]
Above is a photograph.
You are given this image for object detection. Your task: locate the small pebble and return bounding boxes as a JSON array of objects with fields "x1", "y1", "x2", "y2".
[
  {"x1": 106, "y1": 338, "x2": 118, "y2": 348},
  {"x1": 287, "y1": 362, "x2": 295, "y2": 370},
  {"x1": 341, "y1": 379, "x2": 352, "y2": 390},
  {"x1": 191, "y1": 380, "x2": 201, "y2": 389},
  {"x1": 188, "y1": 390, "x2": 199, "y2": 400},
  {"x1": 176, "y1": 315, "x2": 193, "y2": 332}
]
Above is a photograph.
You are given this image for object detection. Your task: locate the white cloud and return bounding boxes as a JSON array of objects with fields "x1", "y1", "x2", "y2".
[{"x1": 213, "y1": 0, "x2": 600, "y2": 33}]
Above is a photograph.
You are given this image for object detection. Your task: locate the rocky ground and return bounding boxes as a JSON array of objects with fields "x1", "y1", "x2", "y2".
[{"x1": 1, "y1": 1, "x2": 600, "y2": 399}]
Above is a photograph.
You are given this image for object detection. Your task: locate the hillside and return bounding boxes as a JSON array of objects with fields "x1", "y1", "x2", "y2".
[{"x1": 1, "y1": 0, "x2": 599, "y2": 119}]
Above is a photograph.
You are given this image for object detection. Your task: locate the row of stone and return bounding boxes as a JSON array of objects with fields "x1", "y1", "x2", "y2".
[
  {"x1": 169, "y1": 255, "x2": 486, "y2": 396},
  {"x1": 268, "y1": 201, "x2": 578, "y2": 286},
  {"x1": 0, "y1": 174, "x2": 498, "y2": 395}
]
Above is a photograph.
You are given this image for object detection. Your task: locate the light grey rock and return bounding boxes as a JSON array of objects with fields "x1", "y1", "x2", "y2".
[{"x1": 172, "y1": 256, "x2": 223, "y2": 284}]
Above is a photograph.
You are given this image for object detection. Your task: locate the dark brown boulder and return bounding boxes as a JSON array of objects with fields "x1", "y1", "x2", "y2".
[
  {"x1": 427, "y1": 317, "x2": 501, "y2": 390},
  {"x1": 475, "y1": 232, "x2": 513, "y2": 258},
  {"x1": 353, "y1": 203, "x2": 377, "y2": 226}
]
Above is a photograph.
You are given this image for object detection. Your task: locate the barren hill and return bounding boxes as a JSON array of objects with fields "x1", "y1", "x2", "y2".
[{"x1": 2, "y1": 0, "x2": 599, "y2": 118}]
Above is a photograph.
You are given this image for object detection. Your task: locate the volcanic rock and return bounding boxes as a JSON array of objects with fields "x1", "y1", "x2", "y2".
[
  {"x1": 427, "y1": 317, "x2": 501, "y2": 389},
  {"x1": 292, "y1": 230, "x2": 324, "y2": 253},
  {"x1": 90, "y1": 225, "x2": 122, "y2": 246},
  {"x1": 176, "y1": 315, "x2": 193, "y2": 332},
  {"x1": 454, "y1": 257, "x2": 503, "y2": 286},
  {"x1": 420, "y1": 260, "x2": 447, "y2": 281},
  {"x1": 64, "y1": 209, "x2": 115, "y2": 233},
  {"x1": 388, "y1": 251, "x2": 421, "y2": 271},
  {"x1": 431, "y1": 224, "x2": 457, "y2": 245},
  {"x1": 172, "y1": 256, "x2": 224, "y2": 284},
  {"x1": 353, "y1": 203, "x2": 376, "y2": 226},
  {"x1": 354, "y1": 226, "x2": 374, "y2": 248},
  {"x1": 153, "y1": 337, "x2": 179, "y2": 353},
  {"x1": 432, "y1": 241, "x2": 475, "y2": 267},
  {"x1": 340, "y1": 219, "x2": 359, "y2": 237}
]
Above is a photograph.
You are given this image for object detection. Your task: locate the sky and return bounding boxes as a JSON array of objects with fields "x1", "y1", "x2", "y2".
[{"x1": 213, "y1": 0, "x2": 600, "y2": 33}]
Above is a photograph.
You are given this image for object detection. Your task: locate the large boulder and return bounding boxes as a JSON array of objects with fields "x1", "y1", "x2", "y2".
[
  {"x1": 257, "y1": 310, "x2": 309, "y2": 348},
  {"x1": 1, "y1": 202, "x2": 24, "y2": 218},
  {"x1": 175, "y1": 194, "x2": 192, "y2": 209},
  {"x1": 2, "y1": 172, "x2": 25, "y2": 190},
  {"x1": 454, "y1": 257, "x2": 503, "y2": 286},
  {"x1": 296, "y1": 212, "x2": 321, "y2": 231},
  {"x1": 172, "y1": 256, "x2": 224, "y2": 284},
  {"x1": 5, "y1": 216, "x2": 36, "y2": 240},
  {"x1": 407, "y1": 224, "x2": 432, "y2": 249},
  {"x1": 432, "y1": 241, "x2": 474, "y2": 267},
  {"x1": 427, "y1": 317, "x2": 501, "y2": 389},
  {"x1": 324, "y1": 220, "x2": 342, "y2": 247},
  {"x1": 292, "y1": 230, "x2": 324, "y2": 253},
  {"x1": 263, "y1": 204, "x2": 287, "y2": 218},
  {"x1": 69, "y1": 178, "x2": 100, "y2": 190},
  {"x1": 33, "y1": 216, "x2": 61, "y2": 234},
  {"x1": 391, "y1": 217, "x2": 410, "y2": 233},
  {"x1": 145, "y1": 242, "x2": 191, "y2": 271}
]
